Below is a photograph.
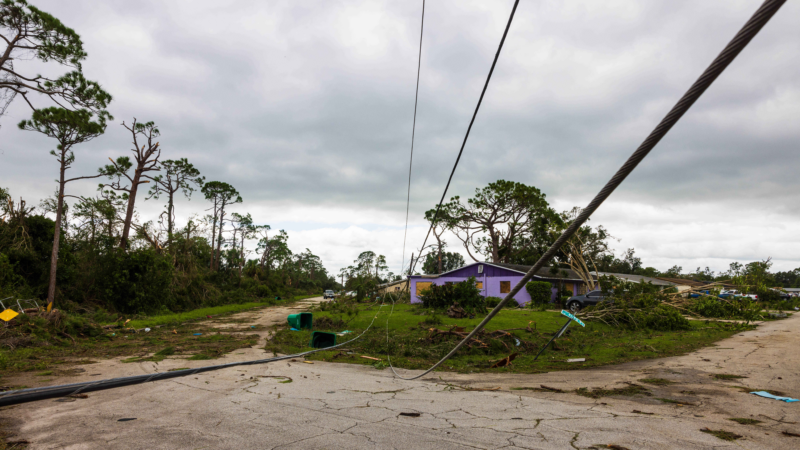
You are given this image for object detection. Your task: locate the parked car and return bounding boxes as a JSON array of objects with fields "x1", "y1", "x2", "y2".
[
  {"x1": 323, "y1": 290, "x2": 336, "y2": 300},
  {"x1": 565, "y1": 290, "x2": 609, "y2": 313}
]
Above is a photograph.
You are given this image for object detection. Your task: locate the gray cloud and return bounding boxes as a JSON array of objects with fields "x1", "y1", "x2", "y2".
[{"x1": 2, "y1": 0, "x2": 799, "y2": 274}]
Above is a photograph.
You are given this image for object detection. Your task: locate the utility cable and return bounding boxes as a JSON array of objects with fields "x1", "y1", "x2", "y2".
[
  {"x1": 400, "y1": 0, "x2": 426, "y2": 281},
  {"x1": 408, "y1": 0, "x2": 520, "y2": 275},
  {"x1": 0, "y1": 302, "x2": 389, "y2": 407},
  {"x1": 391, "y1": 0, "x2": 786, "y2": 381}
]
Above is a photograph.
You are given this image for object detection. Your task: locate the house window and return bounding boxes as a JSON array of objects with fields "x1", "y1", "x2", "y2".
[
  {"x1": 416, "y1": 282, "x2": 432, "y2": 296},
  {"x1": 476, "y1": 282, "x2": 483, "y2": 289},
  {"x1": 478, "y1": 265, "x2": 483, "y2": 274},
  {"x1": 579, "y1": 283, "x2": 587, "y2": 295},
  {"x1": 500, "y1": 281, "x2": 511, "y2": 294}
]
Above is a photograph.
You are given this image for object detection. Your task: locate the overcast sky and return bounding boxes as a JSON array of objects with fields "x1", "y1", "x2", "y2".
[{"x1": 2, "y1": 0, "x2": 799, "y2": 278}]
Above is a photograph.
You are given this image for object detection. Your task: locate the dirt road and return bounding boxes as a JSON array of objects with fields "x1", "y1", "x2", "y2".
[{"x1": 1, "y1": 300, "x2": 798, "y2": 449}]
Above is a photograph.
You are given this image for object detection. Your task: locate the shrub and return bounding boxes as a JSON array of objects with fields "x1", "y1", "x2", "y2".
[
  {"x1": 419, "y1": 276, "x2": 486, "y2": 313},
  {"x1": 100, "y1": 249, "x2": 175, "y2": 314},
  {"x1": 525, "y1": 281, "x2": 552, "y2": 305},
  {"x1": 485, "y1": 296, "x2": 518, "y2": 309}
]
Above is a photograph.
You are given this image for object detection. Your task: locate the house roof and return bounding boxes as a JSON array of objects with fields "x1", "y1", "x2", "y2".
[
  {"x1": 377, "y1": 279, "x2": 408, "y2": 288},
  {"x1": 654, "y1": 277, "x2": 709, "y2": 287},
  {"x1": 489, "y1": 263, "x2": 588, "y2": 281},
  {"x1": 411, "y1": 261, "x2": 588, "y2": 282},
  {"x1": 594, "y1": 272, "x2": 675, "y2": 286}
]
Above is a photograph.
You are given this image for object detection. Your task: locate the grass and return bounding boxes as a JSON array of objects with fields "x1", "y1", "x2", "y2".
[
  {"x1": 714, "y1": 374, "x2": 747, "y2": 380},
  {"x1": 639, "y1": 378, "x2": 674, "y2": 386},
  {"x1": 700, "y1": 428, "x2": 742, "y2": 441},
  {"x1": 265, "y1": 303, "x2": 746, "y2": 374},
  {"x1": 575, "y1": 384, "x2": 651, "y2": 399},
  {"x1": 120, "y1": 294, "x2": 319, "y2": 329},
  {"x1": 728, "y1": 418, "x2": 762, "y2": 425},
  {"x1": 0, "y1": 319, "x2": 259, "y2": 377}
]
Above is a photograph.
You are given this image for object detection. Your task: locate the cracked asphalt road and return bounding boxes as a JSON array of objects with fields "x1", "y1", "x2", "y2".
[{"x1": 2, "y1": 300, "x2": 799, "y2": 449}]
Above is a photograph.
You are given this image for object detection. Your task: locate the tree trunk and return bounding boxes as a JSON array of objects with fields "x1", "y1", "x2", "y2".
[
  {"x1": 209, "y1": 211, "x2": 217, "y2": 269},
  {"x1": 47, "y1": 157, "x2": 67, "y2": 309},
  {"x1": 489, "y1": 229, "x2": 500, "y2": 263},
  {"x1": 119, "y1": 168, "x2": 142, "y2": 249},
  {"x1": 167, "y1": 188, "x2": 175, "y2": 247},
  {"x1": 239, "y1": 234, "x2": 245, "y2": 276},
  {"x1": 214, "y1": 207, "x2": 225, "y2": 271}
]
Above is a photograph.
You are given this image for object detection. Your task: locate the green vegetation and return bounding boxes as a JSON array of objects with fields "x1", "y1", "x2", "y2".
[
  {"x1": 699, "y1": 428, "x2": 742, "y2": 441},
  {"x1": 574, "y1": 384, "x2": 651, "y2": 399},
  {"x1": 418, "y1": 277, "x2": 486, "y2": 314},
  {"x1": 639, "y1": 378, "x2": 674, "y2": 386},
  {"x1": 265, "y1": 303, "x2": 745, "y2": 374},
  {"x1": 713, "y1": 374, "x2": 747, "y2": 380},
  {"x1": 728, "y1": 418, "x2": 762, "y2": 425},
  {"x1": 525, "y1": 281, "x2": 552, "y2": 306}
]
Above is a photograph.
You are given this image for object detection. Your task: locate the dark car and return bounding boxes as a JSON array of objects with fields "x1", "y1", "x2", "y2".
[{"x1": 565, "y1": 290, "x2": 609, "y2": 312}]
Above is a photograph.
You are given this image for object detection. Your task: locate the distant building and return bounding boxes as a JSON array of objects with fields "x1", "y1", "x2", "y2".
[{"x1": 377, "y1": 279, "x2": 408, "y2": 295}]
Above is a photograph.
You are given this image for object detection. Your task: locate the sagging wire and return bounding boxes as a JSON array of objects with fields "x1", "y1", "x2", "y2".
[
  {"x1": 400, "y1": 0, "x2": 426, "y2": 283},
  {"x1": 389, "y1": 0, "x2": 786, "y2": 381},
  {"x1": 387, "y1": 0, "x2": 522, "y2": 381}
]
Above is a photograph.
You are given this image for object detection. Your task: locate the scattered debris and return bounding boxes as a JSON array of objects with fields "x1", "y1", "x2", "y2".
[
  {"x1": 700, "y1": 428, "x2": 742, "y2": 441},
  {"x1": 539, "y1": 385, "x2": 564, "y2": 393},
  {"x1": 511, "y1": 417, "x2": 523, "y2": 420},
  {"x1": 360, "y1": 355, "x2": 381, "y2": 361},
  {"x1": 446, "y1": 303, "x2": 470, "y2": 319},
  {"x1": 639, "y1": 378, "x2": 675, "y2": 386},
  {"x1": 144, "y1": 328, "x2": 151, "y2": 332},
  {"x1": 782, "y1": 431, "x2": 800, "y2": 438},
  {"x1": 632, "y1": 410, "x2": 654, "y2": 415},
  {"x1": 490, "y1": 352, "x2": 518, "y2": 368},
  {"x1": 117, "y1": 418, "x2": 137, "y2": 422},
  {"x1": 751, "y1": 391, "x2": 799, "y2": 403},
  {"x1": 567, "y1": 358, "x2": 586, "y2": 363},
  {"x1": 575, "y1": 384, "x2": 651, "y2": 399},
  {"x1": 303, "y1": 361, "x2": 314, "y2": 364},
  {"x1": 714, "y1": 374, "x2": 747, "y2": 380},
  {"x1": 259, "y1": 375, "x2": 293, "y2": 384},
  {"x1": 399, "y1": 412, "x2": 421, "y2": 417},
  {"x1": 728, "y1": 418, "x2": 762, "y2": 425},
  {"x1": 193, "y1": 333, "x2": 203, "y2": 336}
]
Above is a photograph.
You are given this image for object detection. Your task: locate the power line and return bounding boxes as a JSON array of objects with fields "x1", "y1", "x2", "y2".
[
  {"x1": 408, "y1": 0, "x2": 520, "y2": 275},
  {"x1": 400, "y1": 0, "x2": 426, "y2": 278},
  {"x1": 392, "y1": 0, "x2": 786, "y2": 381}
]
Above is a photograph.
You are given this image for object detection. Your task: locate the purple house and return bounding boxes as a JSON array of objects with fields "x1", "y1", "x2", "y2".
[{"x1": 409, "y1": 262, "x2": 590, "y2": 306}]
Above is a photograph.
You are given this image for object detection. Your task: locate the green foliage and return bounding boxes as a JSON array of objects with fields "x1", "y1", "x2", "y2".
[
  {"x1": 418, "y1": 277, "x2": 486, "y2": 314},
  {"x1": 421, "y1": 251, "x2": 465, "y2": 275},
  {"x1": 689, "y1": 298, "x2": 763, "y2": 322},
  {"x1": 485, "y1": 296, "x2": 518, "y2": 309},
  {"x1": 1, "y1": 0, "x2": 112, "y2": 111},
  {"x1": 99, "y1": 249, "x2": 174, "y2": 314},
  {"x1": 525, "y1": 281, "x2": 552, "y2": 305}
]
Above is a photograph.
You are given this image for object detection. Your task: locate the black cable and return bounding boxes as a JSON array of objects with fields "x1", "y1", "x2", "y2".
[
  {"x1": 393, "y1": 0, "x2": 786, "y2": 380},
  {"x1": 409, "y1": 0, "x2": 520, "y2": 274},
  {"x1": 0, "y1": 302, "x2": 388, "y2": 407},
  {"x1": 400, "y1": 0, "x2": 425, "y2": 278}
]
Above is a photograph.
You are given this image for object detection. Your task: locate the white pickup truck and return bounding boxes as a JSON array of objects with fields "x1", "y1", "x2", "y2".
[{"x1": 323, "y1": 290, "x2": 336, "y2": 300}]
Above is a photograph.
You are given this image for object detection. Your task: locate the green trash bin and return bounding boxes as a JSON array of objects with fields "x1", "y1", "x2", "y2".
[
  {"x1": 287, "y1": 312, "x2": 312, "y2": 329},
  {"x1": 309, "y1": 331, "x2": 337, "y2": 349}
]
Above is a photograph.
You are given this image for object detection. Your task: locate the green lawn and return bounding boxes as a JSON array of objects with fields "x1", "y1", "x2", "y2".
[
  {"x1": 265, "y1": 303, "x2": 747, "y2": 374},
  {"x1": 125, "y1": 294, "x2": 319, "y2": 329}
]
